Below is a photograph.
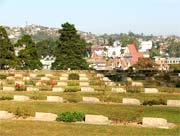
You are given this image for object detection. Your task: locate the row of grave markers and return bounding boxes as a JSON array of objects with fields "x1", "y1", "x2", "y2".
[
  {"x1": 8, "y1": 95, "x2": 180, "y2": 107},
  {"x1": 0, "y1": 110, "x2": 175, "y2": 129}
]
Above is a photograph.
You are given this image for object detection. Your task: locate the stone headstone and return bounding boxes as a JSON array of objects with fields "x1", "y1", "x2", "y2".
[
  {"x1": 47, "y1": 96, "x2": 64, "y2": 102},
  {"x1": 105, "y1": 82, "x2": 116, "y2": 86},
  {"x1": 145, "y1": 88, "x2": 159, "y2": 93},
  {"x1": 97, "y1": 74, "x2": 104, "y2": 78},
  {"x1": 167, "y1": 100, "x2": 180, "y2": 107},
  {"x1": 7, "y1": 76, "x2": 15, "y2": 80},
  {"x1": 122, "y1": 98, "x2": 141, "y2": 105},
  {"x1": 26, "y1": 87, "x2": 39, "y2": 92},
  {"x1": 142, "y1": 117, "x2": 174, "y2": 129},
  {"x1": 15, "y1": 74, "x2": 22, "y2": 78},
  {"x1": 83, "y1": 97, "x2": 100, "y2": 103},
  {"x1": 79, "y1": 77, "x2": 89, "y2": 81},
  {"x1": 3, "y1": 86, "x2": 15, "y2": 92},
  {"x1": 132, "y1": 82, "x2": 143, "y2": 87},
  {"x1": 80, "y1": 82, "x2": 89, "y2": 87},
  {"x1": 81, "y1": 87, "x2": 95, "y2": 92},
  {"x1": 29, "y1": 74, "x2": 37, "y2": 78},
  {"x1": 85, "y1": 115, "x2": 110, "y2": 125},
  {"x1": 23, "y1": 77, "x2": 31, "y2": 81},
  {"x1": 45, "y1": 74, "x2": 53, "y2": 77},
  {"x1": 112, "y1": 88, "x2": 126, "y2": 93},
  {"x1": 0, "y1": 111, "x2": 15, "y2": 119},
  {"x1": 59, "y1": 77, "x2": 68, "y2": 81},
  {"x1": 57, "y1": 82, "x2": 68, "y2": 86},
  {"x1": 52, "y1": 87, "x2": 64, "y2": 92},
  {"x1": 13, "y1": 95, "x2": 30, "y2": 102},
  {"x1": 41, "y1": 77, "x2": 50, "y2": 81},
  {"x1": 35, "y1": 112, "x2": 57, "y2": 121},
  {"x1": 61, "y1": 74, "x2": 68, "y2": 77},
  {"x1": 79, "y1": 74, "x2": 87, "y2": 77},
  {"x1": 102, "y1": 77, "x2": 110, "y2": 82}
]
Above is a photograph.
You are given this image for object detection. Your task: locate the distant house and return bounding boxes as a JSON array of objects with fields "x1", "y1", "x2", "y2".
[
  {"x1": 91, "y1": 45, "x2": 105, "y2": 59},
  {"x1": 166, "y1": 58, "x2": 180, "y2": 64},
  {"x1": 154, "y1": 57, "x2": 169, "y2": 71},
  {"x1": 126, "y1": 44, "x2": 144, "y2": 65},
  {"x1": 139, "y1": 41, "x2": 153, "y2": 52},
  {"x1": 40, "y1": 56, "x2": 56, "y2": 70}
]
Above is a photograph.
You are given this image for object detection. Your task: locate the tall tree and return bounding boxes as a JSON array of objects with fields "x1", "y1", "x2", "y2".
[
  {"x1": 52, "y1": 22, "x2": 88, "y2": 70},
  {"x1": 0, "y1": 26, "x2": 18, "y2": 69},
  {"x1": 17, "y1": 35, "x2": 42, "y2": 70}
]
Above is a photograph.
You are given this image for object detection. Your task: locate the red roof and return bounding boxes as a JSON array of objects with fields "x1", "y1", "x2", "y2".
[{"x1": 128, "y1": 44, "x2": 143, "y2": 65}]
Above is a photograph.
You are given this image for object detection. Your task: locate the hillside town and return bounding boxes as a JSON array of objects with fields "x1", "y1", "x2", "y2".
[{"x1": 5, "y1": 24, "x2": 180, "y2": 71}]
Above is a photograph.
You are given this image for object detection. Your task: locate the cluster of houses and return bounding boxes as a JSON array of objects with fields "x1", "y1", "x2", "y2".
[{"x1": 89, "y1": 40, "x2": 180, "y2": 71}]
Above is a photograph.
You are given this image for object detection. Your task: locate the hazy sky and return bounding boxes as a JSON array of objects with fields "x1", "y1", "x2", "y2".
[{"x1": 0, "y1": 0, "x2": 180, "y2": 35}]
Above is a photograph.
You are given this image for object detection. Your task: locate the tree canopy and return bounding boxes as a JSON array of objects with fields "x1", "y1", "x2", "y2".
[
  {"x1": 0, "y1": 26, "x2": 18, "y2": 69},
  {"x1": 133, "y1": 58, "x2": 158, "y2": 70},
  {"x1": 17, "y1": 35, "x2": 42, "y2": 70},
  {"x1": 52, "y1": 22, "x2": 89, "y2": 70}
]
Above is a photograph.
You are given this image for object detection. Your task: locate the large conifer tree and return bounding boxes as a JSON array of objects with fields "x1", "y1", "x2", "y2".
[
  {"x1": 52, "y1": 22, "x2": 88, "y2": 70},
  {"x1": 0, "y1": 26, "x2": 17, "y2": 69},
  {"x1": 17, "y1": 35, "x2": 42, "y2": 70}
]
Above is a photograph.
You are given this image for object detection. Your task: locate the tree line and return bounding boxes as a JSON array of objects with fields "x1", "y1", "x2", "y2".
[{"x1": 0, "y1": 22, "x2": 88, "y2": 70}]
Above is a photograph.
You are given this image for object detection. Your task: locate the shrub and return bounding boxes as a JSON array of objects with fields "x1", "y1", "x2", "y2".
[
  {"x1": 64, "y1": 88, "x2": 80, "y2": 92},
  {"x1": 25, "y1": 80, "x2": 35, "y2": 86},
  {"x1": 127, "y1": 86, "x2": 144, "y2": 93},
  {"x1": 0, "y1": 96, "x2": 13, "y2": 100},
  {"x1": 69, "y1": 73, "x2": 79, "y2": 80},
  {"x1": 143, "y1": 99, "x2": 166, "y2": 106},
  {"x1": 0, "y1": 74, "x2": 7, "y2": 79},
  {"x1": 56, "y1": 112, "x2": 85, "y2": 122},
  {"x1": 68, "y1": 82, "x2": 79, "y2": 86}
]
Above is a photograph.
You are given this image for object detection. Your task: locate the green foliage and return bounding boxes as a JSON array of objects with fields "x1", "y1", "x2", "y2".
[
  {"x1": 68, "y1": 73, "x2": 79, "y2": 80},
  {"x1": 0, "y1": 96, "x2": 13, "y2": 100},
  {"x1": 0, "y1": 26, "x2": 18, "y2": 69},
  {"x1": 127, "y1": 86, "x2": 144, "y2": 93},
  {"x1": 52, "y1": 22, "x2": 89, "y2": 70},
  {"x1": 0, "y1": 74, "x2": 7, "y2": 79},
  {"x1": 64, "y1": 88, "x2": 80, "y2": 92},
  {"x1": 25, "y1": 80, "x2": 35, "y2": 86},
  {"x1": 168, "y1": 39, "x2": 180, "y2": 57},
  {"x1": 17, "y1": 35, "x2": 42, "y2": 70},
  {"x1": 56, "y1": 112, "x2": 85, "y2": 122},
  {"x1": 143, "y1": 99, "x2": 166, "y2": 106},
  {"x1": 14, "y1": 107, "x2": 31, "y2": 118},
  {"x1": 36, "y1": 40, "x2": 57, "y2": 58},
  {"x1": 133, "y1": 58, "x2": 158, "y2": 70}
]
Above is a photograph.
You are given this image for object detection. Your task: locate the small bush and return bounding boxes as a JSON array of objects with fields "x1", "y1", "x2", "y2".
[
  {"x1": 65, "y1": 88, "x2": 80, "y2": 92},
  {"x1": 69, "y1": 73, "x2": 79, "y2": 80},
  {"x1": 143, "y1": 99, "x2": 166, "y2": 106},
  {"x1": 68, "y1": 82, "x2": 79, "y2": 86},
  {"x1": 127, "y1": 86, "x2": 144, "y2": 93},
  {"x1": 0, "y1": 96, "x2": 13, "y2": 100},
  {"x1": 25, "y1": 80, "x2": 35, "y2": 86},
  {"x1": 0, "y1": 74, "x2": 7, "y2": 79},
  {"x1": 56, "y1": 112, "x2": 85, "y2": 122}
]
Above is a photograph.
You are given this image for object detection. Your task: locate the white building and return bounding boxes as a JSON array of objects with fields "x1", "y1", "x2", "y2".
[
  {"x1": 106, "y1": 41, "x2": 122, "y2": 58},
  {"x1": 139, "y1": 41, "x2": 153, "y2": 52},
  {"x1": 40, "y1": 56, "x2": 56, "y2": 70}
]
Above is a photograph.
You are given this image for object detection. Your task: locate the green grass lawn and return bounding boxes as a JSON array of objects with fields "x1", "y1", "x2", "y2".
[
  {"x1": 0, "y1": 91, "x2": 180, "y2": 103},
  {"x1": 1, "y1": 120, "x2": 180, "y2": 136},
  {"x1": 0, "y1": 101, "x2": 179, "y2": 123}
]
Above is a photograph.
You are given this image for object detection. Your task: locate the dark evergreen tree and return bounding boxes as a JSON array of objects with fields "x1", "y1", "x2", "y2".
[
  {"x1": 52, "y1": 22, "x2": 88, "y2": 70},
  {"x1": 0, "y1": 26, "x2": 18, "y2": 69},
  {"x1": 17, "y1": 35, "x2": 42, "y2": 70}
]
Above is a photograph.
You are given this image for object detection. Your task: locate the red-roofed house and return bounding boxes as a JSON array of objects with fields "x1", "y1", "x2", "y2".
[{"x1": 125, "y1": 44, "x2": 144, "y2": 65}]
